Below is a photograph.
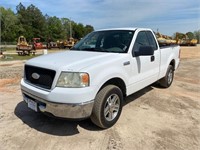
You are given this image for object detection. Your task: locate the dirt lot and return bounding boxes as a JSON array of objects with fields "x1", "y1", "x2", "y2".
[{"x1": 0, "y1": 46, "x2": 200, "y2": 150}]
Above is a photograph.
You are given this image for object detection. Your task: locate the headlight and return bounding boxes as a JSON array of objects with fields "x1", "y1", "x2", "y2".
[{"x1": 56, "y1": 72, "x2": 89, "y2": 88}]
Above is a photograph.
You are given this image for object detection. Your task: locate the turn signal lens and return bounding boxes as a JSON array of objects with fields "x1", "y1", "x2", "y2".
[{"x1": 81, "y1": 73, "x2": 89, "y2": 86}]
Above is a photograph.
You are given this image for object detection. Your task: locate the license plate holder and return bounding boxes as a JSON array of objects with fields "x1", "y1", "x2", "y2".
[{"x1": 27, "y1": 98, "x2": 38, "y2": 112}]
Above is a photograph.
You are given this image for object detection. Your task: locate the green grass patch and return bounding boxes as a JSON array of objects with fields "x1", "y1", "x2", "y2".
[
  {"x1": 0, "y1": 47, "x2": 16, "y2": 52},
  {"x1": 0, "y1": 54, "x2": 41, "y2": 61}
]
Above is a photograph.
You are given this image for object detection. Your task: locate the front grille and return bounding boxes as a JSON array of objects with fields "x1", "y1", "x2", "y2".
[{"x1": 25, "y1": 65, "x2": 56, "y2": 89}]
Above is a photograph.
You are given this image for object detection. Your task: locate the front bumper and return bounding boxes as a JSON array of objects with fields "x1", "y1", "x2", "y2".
[
  {"x1": 21, "y1": 79, "x2": 96, "y2": 119},
  {"x1": 22, "y1": 90, "x2": 94, "y2": 119}
]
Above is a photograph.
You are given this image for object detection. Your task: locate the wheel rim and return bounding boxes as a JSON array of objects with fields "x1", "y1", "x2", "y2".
[
  {"x1": 104, "y1": 94, "x2": 120, "y2": 121},
  {"x1": 168, "y1": 69, "x2": 173, "y2": 84}
]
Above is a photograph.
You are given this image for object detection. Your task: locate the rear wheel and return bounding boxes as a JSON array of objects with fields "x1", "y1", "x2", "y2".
[
  {"x1": 159, "y1": 65, "x2": 174, "y2": 88},
  {"x1": 91, "y1": 85, "x2": 123, "y2": 128}
]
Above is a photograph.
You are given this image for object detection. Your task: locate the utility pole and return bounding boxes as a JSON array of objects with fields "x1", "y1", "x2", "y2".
[{"x1": 69, "y1": 19, "x2": 72, "y2": 38}]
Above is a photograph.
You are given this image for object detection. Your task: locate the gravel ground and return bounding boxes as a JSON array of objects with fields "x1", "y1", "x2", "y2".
[
  {"x1": 0, "y1": 61, "x2": 25, "y2": 79},
  {"x1": 0, "y1": 46, "x2": 200, "y2": 150}
]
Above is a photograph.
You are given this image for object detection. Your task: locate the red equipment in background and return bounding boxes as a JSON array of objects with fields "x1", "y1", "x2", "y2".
[{"x1": 32, "y1": 38, "x2": 46, "y2": 50}]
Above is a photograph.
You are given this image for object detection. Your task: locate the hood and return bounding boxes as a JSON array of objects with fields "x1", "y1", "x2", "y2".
[{"x1": 26, "y1": 50, "x2": 118, "y2": 71}]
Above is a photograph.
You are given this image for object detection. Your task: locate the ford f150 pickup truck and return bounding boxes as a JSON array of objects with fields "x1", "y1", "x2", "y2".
[{"x1": 21, "y1": 28, "x2": 180, "y2": 128}]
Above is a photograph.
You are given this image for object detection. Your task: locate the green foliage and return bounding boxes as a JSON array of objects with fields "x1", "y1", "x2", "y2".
[
  {"x1": 16, "y1": 3, "x2": 46, "y2": 42},
  {"x1": 175, "y1": 31, "x2": 199, "y2": 43},
  {"x1": 46, "y1": 16, "x2": 65, "y2": 41},
  {"x1": 72, "y1": 23, "x2": 94, "y2": 39},
  {"x1": 186, "y1": 32, "x2": 194, "y2": 40},
  {"x1": 85, "y1": 25, "x2": 94, "y2": 35},
  {"x1": 61, "y1": 18, "x2": 71, "y2": 39},
  {"x1": 193, "y1": 30, "x2": 200, "y2": 43},
  {"x1": 176, "y1": 33, "x2": 186, "y2": 39},
  {"x1": 0, "y1": 7, "x2": 20, "y2": 42},
  {"x1": 73, "y1": 23, "x2": 85, "y2": 39},
  {"x1": 1, "y1": 3, "x2": 94, "y2": 43}
]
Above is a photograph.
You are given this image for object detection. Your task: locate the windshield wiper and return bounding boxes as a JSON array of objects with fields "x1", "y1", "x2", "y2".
[{"x1": 81, "y1": 48, "x2": 95, "y2": 51}]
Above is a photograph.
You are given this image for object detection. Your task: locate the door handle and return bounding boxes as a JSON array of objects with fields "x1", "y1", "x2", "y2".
[
  {"x1": 151, "y1": 56, "x2": 155, "y2": 62},
  {"x1": 123, "y1": 61, "x2": 130, "y2": 66}
]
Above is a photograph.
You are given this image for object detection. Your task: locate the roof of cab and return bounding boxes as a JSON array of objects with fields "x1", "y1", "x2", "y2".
[
  {"x1": 95, "y1": 27, "x2": 137, "y2": 32},
  {"x1": 95, "y1": 27, "x2": 152, "y2": 32}
]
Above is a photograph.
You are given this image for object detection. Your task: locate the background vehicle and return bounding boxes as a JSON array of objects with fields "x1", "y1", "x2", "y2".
[
  {"x1": 46, "y1": 42, "x2": 58, "y2": 49},
  {"x1": 21, "y1": 28, "x2": 180, "y2": 128},
  {"x1": 156, "y1": 32, "x2": 176, "y2": 46},
  {"x1": 176, "y1": 32, "x2": 198, "y2": 46},
  {"x1": 32, "y1": 38, "x2": 46, "y2": 50},
  {"x1": 16, "y1": 36, "x2": 34, "y2": 55},
  {"x1": 57, "y1": 38, "x2": 77, "y2": 49},
  {"x1": 46, "y1": 38, "x2": 59, "y2": 49}
]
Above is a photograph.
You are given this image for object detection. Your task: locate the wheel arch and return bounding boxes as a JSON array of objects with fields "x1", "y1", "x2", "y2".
[
  {"x1": 98, "y1": 77, "x2": 127, "y2": 97},
  {"x1": 169, "y1": 59, "x2": 175, "y2": 70}
]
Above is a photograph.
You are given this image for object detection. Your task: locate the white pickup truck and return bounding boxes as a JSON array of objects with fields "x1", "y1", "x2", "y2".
[{"x1": 21, "y1": 28, "x2": 180, "y2": 128}]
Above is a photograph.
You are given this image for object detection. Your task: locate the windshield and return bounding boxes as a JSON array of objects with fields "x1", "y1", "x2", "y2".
[{"x1": 71, "y1": 30, "x2": 134, "y2": 53}]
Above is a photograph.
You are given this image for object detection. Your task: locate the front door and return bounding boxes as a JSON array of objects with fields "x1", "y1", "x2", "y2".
[{"x1": 129, "y1": 30, "x2": 160, "y2": 93}]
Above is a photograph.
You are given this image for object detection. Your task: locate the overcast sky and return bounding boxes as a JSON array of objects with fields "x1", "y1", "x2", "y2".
[{"x1": 1, "y1": 0, "x2": 199, "y2": 36}]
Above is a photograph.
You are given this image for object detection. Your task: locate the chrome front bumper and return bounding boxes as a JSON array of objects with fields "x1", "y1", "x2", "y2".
[{"x1": 22, "y1": 90, "x2": 94, "y2": 119}]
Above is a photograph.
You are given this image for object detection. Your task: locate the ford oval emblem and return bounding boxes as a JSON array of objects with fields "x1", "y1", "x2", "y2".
[{"x1": 32, "y1": 73, "x2": 40, "y2": 80}]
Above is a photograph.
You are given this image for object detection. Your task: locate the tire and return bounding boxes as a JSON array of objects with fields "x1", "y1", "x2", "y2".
[
  {"x1": 159, "y1": 65, "x2": 174, "y2": 88},
  {"x1": 91, "y1": 85, "x2": 123, "y2": 129}
]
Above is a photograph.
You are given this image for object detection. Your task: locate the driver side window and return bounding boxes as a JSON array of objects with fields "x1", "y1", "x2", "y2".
[{"x1": 132, "y1": 31, "x2": 149, "y2": 57}]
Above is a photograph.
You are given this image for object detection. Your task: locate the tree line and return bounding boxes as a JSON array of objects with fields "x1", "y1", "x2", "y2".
[
  {"x1": 175, "y1": 31, "x2": 200, "y2": 43},
  {"x1": 0, "y1": 3, "x2": 94, "y2": 43},
  {"x1": 0, "y1": 3, "x2": 199, "y2": 43}
]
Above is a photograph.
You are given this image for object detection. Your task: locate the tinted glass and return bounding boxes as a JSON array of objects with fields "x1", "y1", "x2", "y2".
[
  {"x1": 133, "y1": 31, "x2": 149, "y2": 52},
  {"x1": 72, "y1": 30, "x2": 134, "y2": 53},
  {"x1": 146, "y1": 31, "x2": 158, "y2": 50}
]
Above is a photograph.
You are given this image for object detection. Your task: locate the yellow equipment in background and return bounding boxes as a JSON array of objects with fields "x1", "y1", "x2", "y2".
[
  {"x1": 175, "y1": 32, "x2": 197, "y2": 46},
  {"x1": 16, "y1": 36, "x2": 35, "y2": 55},
  {"x1": 57, "y1": 37, "x2": 76, "y2": 49},
  {"x1": 156, "y1": 32, "x2": 176, "y2": 46}
]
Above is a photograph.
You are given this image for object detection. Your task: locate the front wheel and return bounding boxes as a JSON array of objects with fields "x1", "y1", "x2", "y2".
[
  {"x1": 159, "y1": 65, "x2": 174, "y2": 88},
  {"x1": 91, "y1": 85, "x2": 123, "y2": 128}
]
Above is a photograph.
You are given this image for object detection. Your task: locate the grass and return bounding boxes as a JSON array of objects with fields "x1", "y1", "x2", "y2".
[
  {"x1": 0, "y1": 54, "x2": 41, "y2": 61},
  {"x1": 0, "y1": 48, "x2": 67, "y2": 61}
]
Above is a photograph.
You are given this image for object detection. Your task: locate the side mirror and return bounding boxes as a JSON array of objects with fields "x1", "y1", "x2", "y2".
[{"x1": 134, "y1": 46, "x2": 154, "y2": 57}]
